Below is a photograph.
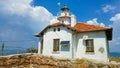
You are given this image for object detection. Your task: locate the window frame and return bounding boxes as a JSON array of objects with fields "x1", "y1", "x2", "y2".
[
  {"x1": 53, "y1": 39, "x2": 60, "y2": 52},
  {"x1": 61, "y1": 41, "x2": 70, "y2": 51},
  {"x1": 53, "y1": 28, "x2": 56, "y2": 32},
  {"x1": 58, "y1": 28, "x2": 60, "y2": 31},
  {"x1": 85, "y1": 39, "x2": 94, "y2": 52}
]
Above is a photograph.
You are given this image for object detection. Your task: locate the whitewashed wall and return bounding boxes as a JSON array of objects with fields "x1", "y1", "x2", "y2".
[
  {"x1": 38, "y1": 27, "x2": 109, "y2": 62},
  {"x1": 38, "y1": 37, "x2": 43, "y2": 54},
  {"x1": 75, "y1": 31, "x2": 109, "y2": 62},
  {"x1": 38, "y1": 41, "x2": 41, "y2": 54},
  {"x1": 42, "y1": 26, "x2": 73, "y2": 59}
]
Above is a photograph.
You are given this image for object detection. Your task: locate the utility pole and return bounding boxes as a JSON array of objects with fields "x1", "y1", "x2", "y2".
[
  {"x1": 1, "y1": 41, "x2": 5, "y2": 56},
  {"x1": 0, "y1": 40, "x2": 35, "y2": 56}
]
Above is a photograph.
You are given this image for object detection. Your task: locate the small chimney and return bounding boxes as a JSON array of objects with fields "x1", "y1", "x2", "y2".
[{"x1": 71, "y1": 14, "x2": 76, "y2": 27}]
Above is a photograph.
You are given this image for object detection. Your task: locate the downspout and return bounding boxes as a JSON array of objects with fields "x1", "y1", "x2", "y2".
[
  {"x1": 72, "y1": 32, "x2": 74, "y2": 59},
  {"x1": 106, "y1": 38, "x2": 110, "y2": 62},
  {"x1": 72, "y1": 31, "x2": 77, "y2": 59},
  {"x1": 107, "y1": 40, "x2": 110, "y2": 61},
  {"x1": 38, "y1": 37, "x2": 41, "y2": 54},
  {"x1": 106, "y1": 31, "x2": 110, "y2": 62}
]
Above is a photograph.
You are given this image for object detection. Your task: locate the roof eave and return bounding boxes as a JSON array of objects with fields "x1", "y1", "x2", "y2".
[
  {"x1": 75, "y1": 28, "x2": 110, "y2": 32},
  {"x1": 34, "y1": 34, "x2": 40, "y2": 37},
  {"x1": 34, "y1": 23, "x2": 75, "y2": 37},
  {"x1": 75, "y1": 27, "x2": 113, "y2": 40},
  {"x1": 105, "y1": 28, "x2": 113, "y2": 40}
]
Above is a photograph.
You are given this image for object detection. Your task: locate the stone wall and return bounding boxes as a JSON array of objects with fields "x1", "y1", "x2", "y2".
[{"x1": 0, "y1": 53, "x2": 120, "y2": 68}]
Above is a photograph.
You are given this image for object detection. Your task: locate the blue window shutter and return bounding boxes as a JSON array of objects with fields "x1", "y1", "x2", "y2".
[{"x1": 61, "y1": 41, "x2": 70, "y2": 44}]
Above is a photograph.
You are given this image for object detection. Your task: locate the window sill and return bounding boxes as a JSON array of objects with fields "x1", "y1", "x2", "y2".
[
  {"x1": 86, "y1": 50, "x2": 94, "y2": 52},
  {"x1": 86, "y1": 51, "x2": 95, "y2": 54},
  {"x1": 52, "y1": 51, "x2": 60, "y2": 54}
]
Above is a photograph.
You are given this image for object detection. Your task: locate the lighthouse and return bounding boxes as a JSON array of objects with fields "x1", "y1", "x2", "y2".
[{"x1": 57, "y1": 5, "x2": 76, "y2": 27}]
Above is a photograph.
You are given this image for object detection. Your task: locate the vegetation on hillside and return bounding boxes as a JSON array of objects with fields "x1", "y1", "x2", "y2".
[
  {"x1": 25, "y1": 47, "x2": 38, "y2": 53},
  {"x1": 110, "y1": 57, "x2": 120, "y2": 62}
]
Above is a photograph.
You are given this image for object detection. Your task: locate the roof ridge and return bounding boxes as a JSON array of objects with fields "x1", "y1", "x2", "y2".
[
  {"x1": 49, "y1": 22, "x2": 62, "y2": 25},
  {"x1": 77, "y1": 22, "x2": 106, "y2": 28}
]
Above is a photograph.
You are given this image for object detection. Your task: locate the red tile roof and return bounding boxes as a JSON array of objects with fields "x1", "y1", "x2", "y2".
[
  {"x1": 34, "y1": 22, "x2": 112, "y2": 40},
  {"x1": 74, "y1": 22, "x2": 107, "y2": 32}
]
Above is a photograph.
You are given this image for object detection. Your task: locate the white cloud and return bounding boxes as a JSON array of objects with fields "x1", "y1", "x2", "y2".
[
  {"x1": 102, "y1": 5, "x2": 116, "y2": 13},
  {"x1": 50, "y1": 17, "x2": 59, "y2": 24},
  {"x1": 0, "y1": 0, "x2": 54, "y2": 41},
  {"x1": 110, "y1": 13, "x2": 120, "y2": 23},
  {"x1": 109, "y1": 13, "x2": 120, "y2": 52},
  {"x1": 0, "y1": 0, "x2": 54, "y2": 32},
  {"x1": 0, "y1": 29, "x2": 20, "y2": 40},
  {"x1": 86, "y1": 18, "x2": 105, "y2": 26}
]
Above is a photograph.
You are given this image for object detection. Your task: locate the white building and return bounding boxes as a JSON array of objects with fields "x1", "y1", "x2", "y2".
[{"x1": 35, "y1": 5, "x2": 112, "y2": 62}]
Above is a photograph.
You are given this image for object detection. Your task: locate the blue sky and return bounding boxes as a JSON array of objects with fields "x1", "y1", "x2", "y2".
[{"x1": 0, "y1": 0, "x2": 120, "y2": 53}]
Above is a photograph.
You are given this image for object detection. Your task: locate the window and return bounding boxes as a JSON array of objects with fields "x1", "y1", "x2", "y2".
[
  {"x1": 85, "y1": 39, "x2": 94, "y2": 52},
  {"x1": 53, "y1": 28, "x2": 56, "y2": 32},
  {"x1": 61, "y1": 41, "x2": 70, "y2": 51},
  {"x1": 53, "y1": 39, "x2": 59, "y2": 52},
  {"x1": 58, "y1": 28, "x2": 60, "y2": 31}
]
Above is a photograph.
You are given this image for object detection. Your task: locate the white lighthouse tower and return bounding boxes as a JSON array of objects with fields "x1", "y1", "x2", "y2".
[{"x1": 57, "y1": 5, "x2": 76, "y2": 27}]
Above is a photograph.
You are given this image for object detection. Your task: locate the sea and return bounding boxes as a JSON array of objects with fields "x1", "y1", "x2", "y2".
[
  {"x1": 0, "y1": 48, "x2": 26, "y2": 56},
  {"x1": 109, "y1": 52, "x2": 120, "y2": 58},
  {"x1": 0, "y1": 49, "x2": 120, "y2": 57}
]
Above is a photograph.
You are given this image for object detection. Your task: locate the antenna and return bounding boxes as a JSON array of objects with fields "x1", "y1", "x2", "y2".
[
  {"x1": 57, "y1": 2, "x2": 61, "y2": 16},
  {"x1": 57, "y1": 2, "x2": 60, "y2": 9}
]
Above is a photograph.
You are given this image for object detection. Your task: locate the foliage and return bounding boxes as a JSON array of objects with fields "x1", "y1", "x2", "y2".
[{"x1": 25, "y1": 47, "x2": 38, "y2": 53}]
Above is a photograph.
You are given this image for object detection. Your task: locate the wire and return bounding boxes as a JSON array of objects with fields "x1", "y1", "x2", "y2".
[{"x1": 0, "y1": 40, "x2": 35, "y2": 42}]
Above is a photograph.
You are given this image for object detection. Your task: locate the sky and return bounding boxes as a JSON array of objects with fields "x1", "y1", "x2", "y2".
[{"x1": 0, "y1": 0, "x2": 120, "y2": 53}]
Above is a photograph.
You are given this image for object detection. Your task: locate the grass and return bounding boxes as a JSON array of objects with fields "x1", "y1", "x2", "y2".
[{"x1": 109, "y1": 57, "x2": 120, "y2": 62}]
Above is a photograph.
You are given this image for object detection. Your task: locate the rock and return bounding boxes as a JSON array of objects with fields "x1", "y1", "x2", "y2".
[
  {"x1": 80, "y1": 64, "x2": 88, "y2": 68},
  {"x1": 0, "y1": 53, "x2": 120, "y2": 68},
  {"x1": 102, "y1": 65, "x2": 109, "y2": 68},
  {"x1": 118, "y1": 65, "x2": 120, "y2": 68},
  {"x1": 108, "y1": 64, "x2": 118, "y2": 68},
  {"x1": 89, "y1": 63, "x2": 97, "y2": 68},
  {"x1": 97, "y1": 63, "x2": 105, "y2": 68}
]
